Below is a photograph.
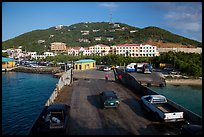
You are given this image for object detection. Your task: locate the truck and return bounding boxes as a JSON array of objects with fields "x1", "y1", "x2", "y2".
[
  {"x1": 136, "y1": 62, "x2": 148, "y2": 73},
  {"x1": 143, "y1": 64, "x2": 153, "y2": 74},
  {"x1": 141, "y1": 95, "x2": 184, "y2": 122},
  {"x1": 125, "y1": 63, "x2": 137, "y2": 72}
]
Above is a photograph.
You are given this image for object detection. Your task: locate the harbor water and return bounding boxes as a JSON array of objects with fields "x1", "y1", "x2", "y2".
[
  {"x1": 150, "y1": 84, "x2": 202, "y2": 117},
  {"x1": 2, "y1": 72, "x2": 58, "y2": 135}
]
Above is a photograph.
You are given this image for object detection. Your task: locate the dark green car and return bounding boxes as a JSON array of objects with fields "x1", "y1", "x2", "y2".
[{"x1": 99, "y1": 91, "x2": 120, "y2": 109}]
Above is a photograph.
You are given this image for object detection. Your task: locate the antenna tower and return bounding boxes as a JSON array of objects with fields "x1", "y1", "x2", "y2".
[{"x1": 109, "y1": 11, "x2": 113, "y2": 24}]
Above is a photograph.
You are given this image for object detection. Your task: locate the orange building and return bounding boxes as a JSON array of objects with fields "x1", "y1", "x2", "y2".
[{"x1": 50, "y1": 42, "x2": 67, "y2": 52}]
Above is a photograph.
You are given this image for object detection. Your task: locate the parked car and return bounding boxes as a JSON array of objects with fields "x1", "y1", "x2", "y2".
[
  {"x1": 30, "y1": 103, "x2": 70, "y2": 135},
  {"x1": 99, "y1": 91, "x2": 120, "y2": 109},
  {"x1": 179, "y1": 123, "x2": 202, "y2": 135},
  {"x1": 98, "y1": 65, "x2": 105, "y2": 71},
  {"x1": 103, "y1": 66, "x2": 111, "y2": 71}
]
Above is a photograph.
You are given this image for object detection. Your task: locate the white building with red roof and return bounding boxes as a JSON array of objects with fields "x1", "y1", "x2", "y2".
[
  {"x1": 79, "y1": 47, "x2": 92, "y2": 56},
  {"x1": 89, "y1": 44, "x2": 110, "y2": 56},
  {"x1": 67, "y1": 47, "x2": 80, "y2": 56},
  {"x1": 67, "y1": 43, "x2": 158, "y2": 57},
  {"x1": 114, "y1": 44, "x2": 158, "y2": 57}
]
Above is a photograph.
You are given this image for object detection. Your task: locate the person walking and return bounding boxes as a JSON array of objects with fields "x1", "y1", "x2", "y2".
[
  {"x1": 118, "y1": 74, "x2": 122, "y2": 82},
  {"x1": 105, "y1": 74, "x2": 109, "y2": 82}
]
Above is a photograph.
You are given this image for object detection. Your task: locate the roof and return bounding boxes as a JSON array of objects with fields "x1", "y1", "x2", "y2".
[
  {"x1": 98, "y1": 44, "x2": 109, "y2": 47},
  {"x1": 74, "y1": 59, "x2": 95, "y2": 63},
  {"x1": 91, "y1": 44, "x2": 109, "y2": 47},
  {"x1": 2, "y1": 57, "x2": 15, "y2": 62},
  {"x1": 116, "y1": 44, "x2": 140, "y2": 47}
]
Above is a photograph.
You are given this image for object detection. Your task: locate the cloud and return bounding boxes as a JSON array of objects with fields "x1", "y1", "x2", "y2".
[
  {"x1": 165, "y1": 11, "x2": 202, "y2": 32},
  {"x1": 99, "y1": 2, "x2": 119, "y2": 11},
  {"x1": 163, "y1": 3, "x2": 201, "y2": 31},
  {"x1": 159, "y1": 2, "x2": 202, "y2": 41}
]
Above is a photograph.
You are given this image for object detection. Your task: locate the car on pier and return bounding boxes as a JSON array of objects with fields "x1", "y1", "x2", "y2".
[
  {"x1": 30, "y1": 103, "x2": 70, "y2": 135},
  {"x1": 99, "y1": 91, "x2": 120, "y2": 109}
]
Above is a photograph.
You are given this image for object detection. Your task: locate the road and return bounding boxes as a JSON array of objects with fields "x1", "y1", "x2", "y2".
[{"x1": 54, "y1": 68, "x2": 179, "y2": 135}]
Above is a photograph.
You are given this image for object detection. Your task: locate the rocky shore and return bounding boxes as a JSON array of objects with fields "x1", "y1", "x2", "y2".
[
  {"x1": 166, "y1": 78, "x2": 202, "y2": 86},
  {"x1": 12, "y1": 66, "x2": 62, "y2": 74}
]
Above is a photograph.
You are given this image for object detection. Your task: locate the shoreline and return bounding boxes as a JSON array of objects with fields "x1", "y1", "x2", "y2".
[
  {"x1": 165, "y1": 79, "x2": 202, "y2": 86},
  {"x1": 11, "y1": 66, "x2": 62, "y2": 74}
]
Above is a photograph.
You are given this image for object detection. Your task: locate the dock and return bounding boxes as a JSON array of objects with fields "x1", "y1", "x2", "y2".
[
  {"x1": 30, "y1": 68, "x2": 202, "y2": 135},
  {"x1": 128, "y1": 72, "x2": 166, "y2": 87}
]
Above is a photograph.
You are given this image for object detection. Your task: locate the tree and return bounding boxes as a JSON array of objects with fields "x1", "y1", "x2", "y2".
[{"x1": 2, "y1": 52, "x2": 8, "y2": 57}]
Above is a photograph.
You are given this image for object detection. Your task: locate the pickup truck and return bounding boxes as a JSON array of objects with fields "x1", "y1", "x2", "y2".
[{"x1": 141, "y1": 95, "x2": 184, "y2": 122}]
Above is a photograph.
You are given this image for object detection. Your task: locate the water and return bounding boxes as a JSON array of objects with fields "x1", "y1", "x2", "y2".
[
  {"x1": 150, "y1": 84, "x2": 202, "y2": 117},
  {"x1": 2, "y1": 72, "x2": 59, "y2": 135}
]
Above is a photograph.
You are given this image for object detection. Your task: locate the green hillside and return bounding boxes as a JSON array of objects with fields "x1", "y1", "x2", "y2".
[{"x1": 2, "y1": 22, "x2": 202, "y2": 52}]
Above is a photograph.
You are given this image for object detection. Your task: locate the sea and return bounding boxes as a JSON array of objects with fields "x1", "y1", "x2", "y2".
[
  {"x1": 150, "y1": 84, "x2": 202, "y2": 117},
  {"x1": 2, "y1": 72, "x2": 59, "y2": 135}
]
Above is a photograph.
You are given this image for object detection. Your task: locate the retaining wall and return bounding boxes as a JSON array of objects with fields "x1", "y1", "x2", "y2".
[
  {"x1": 45, "y1": 68, "x2": 73, "y2": 106},
  {"x1": 114, "y1": 68, "x2": 202, "y2": 125}
]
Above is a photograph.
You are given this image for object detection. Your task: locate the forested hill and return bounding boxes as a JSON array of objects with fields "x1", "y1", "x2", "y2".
[{"x1": 2, "y1": 22, "x2": 202, "y2": 52}]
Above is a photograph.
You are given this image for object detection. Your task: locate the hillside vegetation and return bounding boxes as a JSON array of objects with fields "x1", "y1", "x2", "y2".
[{"x1": 2, "y1": 22, "x2": 202, "y2": 52}]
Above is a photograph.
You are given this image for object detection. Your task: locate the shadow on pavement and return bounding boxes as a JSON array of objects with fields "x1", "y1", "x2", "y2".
[
  {"x1": 138, "y1": 122, "x2": 179, "y2": 135},
  {"x1": 68, "y1": 116, "x2": 133, "y2": 135},
  {"x1": 87, "y1": 95, "x2": 102, "y2": 109},
  {"x1": 122, "y1": 98, "x2": 157, "y2": 122}
]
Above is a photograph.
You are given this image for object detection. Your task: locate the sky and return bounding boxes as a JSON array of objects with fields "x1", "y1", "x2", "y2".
[{"x1": 2, "y1": 2, "x2": 202, "y2": 42}]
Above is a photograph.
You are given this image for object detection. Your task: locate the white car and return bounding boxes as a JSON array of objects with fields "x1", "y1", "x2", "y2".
[{"x1": 103, "y1": 66, "x2": 111, "y2": 71}]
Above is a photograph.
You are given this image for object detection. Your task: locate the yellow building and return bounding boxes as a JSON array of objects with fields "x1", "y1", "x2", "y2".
[
  {"x1": 2, "y1": 57, "x2": 16, "y2": 68},
  {"x1": 74, "y1": 59, "x2": 96, "y2": 70}
]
